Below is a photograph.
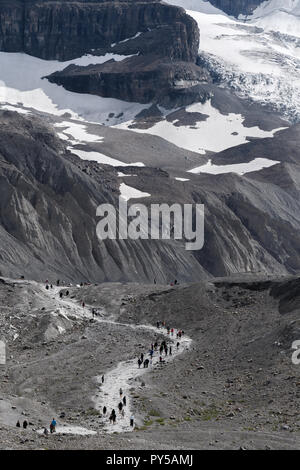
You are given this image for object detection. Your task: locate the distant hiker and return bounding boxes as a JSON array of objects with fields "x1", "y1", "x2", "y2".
[
  {"x1": 119, "y1": 388, "x2": 123, "y2": 397},
  {"x1": 109, "y1": 414, "x2": 113, "y2": 424},
  {"x1": 154, "y1": 279, "x2": 157, "y2": 284},
  {"x1": 118, "y1": 402, "x2": 123, "y2": 413},
  {"x1": 23, "y1": 420, "x2": 28, "y2": 429},
  {"x1": 159, "y1": 345, "x2": 164, "y2": 355},
  {"x1": 156, "y1": 321, "x2": 160, "y2": 329},
  {"x1": 171, "y1": 328, "x2": 174, "y2": 336},
  {"x1": 103, "y1": 406, "x2": 107, "y2": 415},
  {"x1": 123, "y1": 396, "x2": 126, "y2": 406},
  {"x1": 43, "y1": 427, "x2": 49, "y2": 436},
  {"x1": 102, "y1": 375, "x2": 105, "y2": 384},
  {"x1": 46, "y1": 285, "x2": 49, "y2": 290},
  {"x1": 138, "y1": 359, "x2": 142, "y2": 369},
  {"x1": 16, "y1": 420, "x2": 20, "y2": 428},
  {"x1": 112, "y1": 414, "x2": 116, "y2": 424},
  {"x1": 174, "y1": 279, "x2": 178, "y2": 285},
  {"x1": 149, "y1": 349, "x2": 154, "y2": 358},
  {"x1": 50, "y1": 418, "x2": 56, "y2": 433},
  {"x1": 59, "y1": 292, "x2": 63, "y2": 299},
  {"x1": 57, "y1": 280, "x2": 60, "y2": 286},
  {"x1": 130, "y1": 415, "x2": 134, "y2": 427},
  {"x1": 65, "y1": 290, "x2": 69, "y2": 296},
  {"x1": 111, "y1": 409, "x2": 116, "y2": 417},
  {"x1": 177, "y1": 342, "x2": 180, "y2": 349},
  {"x1": 154, "y1": 342, "x2": 158, "y2": 350},
  {"x1": 144, "y1": 359, "x2": 149, "y2": 368},
  {"x1": 169, "y1": 346, "x2": 172, "y2": 355},
  {"x1": 50, "y1": 284, "x2": 53, "y2": 289},
  {"x1": 82, "y1": 301, "x2": 85, "y2": 308},
  {"x1": 182, "y1": 331, "x2": 185, "y2": 336},
  {"x1": 140, "y1": 353, "x2": 144, "y2": 362}
]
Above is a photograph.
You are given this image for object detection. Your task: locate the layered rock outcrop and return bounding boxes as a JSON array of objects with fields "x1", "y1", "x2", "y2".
[{"x1": 0, "y1": 0, "x2": 199, "y2": 61}]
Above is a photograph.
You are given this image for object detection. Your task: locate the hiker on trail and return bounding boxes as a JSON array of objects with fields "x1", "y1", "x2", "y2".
[
  {"x1": 140, "y1": 353, "x2": 144, "y2": 362},
  {"x1": 112, "y1": 414, "x2": 116, "y2": 424},
  {"x1": 43, "y1": 427, "x2": 49, "y2": 436},
  {"x1": 174, "y1": 279, "x2": 178, "y2": 285},
  {"x1": 164, "y1": 345, "x2": 168, "y2": 356},
  {"x1": 169, "y1": 346, "x2": 172, "y2": 355},
  {"x1": 149, "y1": 349, "x2": 154, "y2": 358},
  {"x1": 57, "y1": 280, "x2": 60, "y2": 286},
  {"x1": 109, "y1": 414, "x2": 113, "y2": 424},
  {"x1": 103, "y1": 406, "x2": 107, "y2": 415},
  {"x1": 182, "y1": 330, "x2": 185, "y2": 336},
  {"x1": 50, "y1": 418, "x2": 56, "y2": 433},
  {"x1": 123, "y1": 396, "x2": 126, "y2": 406},
  {"x1": 154, "y1": 279, "x2": 156, "y2": 284},
  {"x1": 130, "y1": 415, "x2": 134, "y2": 427},
  {"x1": 151, "y1": 343, "x2": 154, "y2": 350},
  {"x1": 102, "y1": 375, "x2": 105, "y2": 384},
  {"x1": 66, "y1": 290, "x2": 69, "y2": 296},
  {"x1": 23, "y1": 420, "x2": 28, "y2": 429},
  {"x1": 119, "y1": 388, "x2": 123, "y2": 397},
  {"x1": 82, "y1": 301, "x2": 85, "y2": 308},
  {"x1": 154, "y1": 342, "x2": 158, "y2": 350},
  {"x1": 156, "y1": 321, "x2": 160, "y2": 329},
  {"x1": 144, "y1": 359, "x2": 149, "y2": 368},
  {"x1": 16, "y1": 420, "x2": 20, "y2": 428},
  {"x1": 171, "y1": 328, "x2": 174, "y2": 336},
  {"x1": 111, "y1": 409, "x2": 116, "y2": 417},
  {"x1": 177, "y1": 342, "x2": 180, "y2": 349},
  {"x1": 46, "y1": 285, "x2": 49, "y2": 290},
  {"x1": 159, "y1": 345, "x2": 164, "y2": 355},
  {"x1": 118, "y1": 402, "x2": 123, "y2": 413},
  {"x1": 59, "y1": 292, "x2": 63, "y2": 299},
  {"x1": 138, "y1": 358, "x2": 142, "y2": 369}
]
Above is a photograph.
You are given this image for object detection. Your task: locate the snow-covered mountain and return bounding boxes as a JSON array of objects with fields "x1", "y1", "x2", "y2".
[{"x1": 166, "y1": 0, "x2": 300, "y2": 122}]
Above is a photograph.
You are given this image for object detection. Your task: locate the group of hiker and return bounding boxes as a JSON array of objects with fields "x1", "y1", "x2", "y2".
[
  {"x1": 101, "y1": 377, "x2": 134, "y2": 428},
  {"x1": 16, "y1": 418, "x2": 57, "y2": 435}
]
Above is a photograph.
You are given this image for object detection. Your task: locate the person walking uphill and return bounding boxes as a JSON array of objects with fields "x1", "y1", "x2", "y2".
[{"x1": 50, "y1": 418, "x2": 56, "y2": 433}]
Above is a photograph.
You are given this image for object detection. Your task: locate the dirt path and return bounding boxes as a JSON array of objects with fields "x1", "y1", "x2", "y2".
[{"x1": 43, "y1": 284, "x2": 192, "y2": 434}]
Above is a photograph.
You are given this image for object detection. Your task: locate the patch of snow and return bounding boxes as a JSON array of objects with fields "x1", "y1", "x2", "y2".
[
  {"x1": 69, "y1": 148, "x2": 145, "y2": 167},
  {"x1": 55, "y1": 121, "x2": 103, "y2": 143},
  {"x1": 111, "y1": 32, "x2": 142, "y2": 47},
  {"x1": 175, "y1": 177, "x2": 190, "y2": 181},
  {"x1": 188, "y1": 157, "x2": 280, "y2": 175},
  {"x1": 116, "y1": 100, "x2": 284, "y2": 153},
  {"x1": 37, "y1": 425, "x2": 96, "y2": 436},
  {"x1": 119, "y1": 183, "x2": 151, "y2": 201}
]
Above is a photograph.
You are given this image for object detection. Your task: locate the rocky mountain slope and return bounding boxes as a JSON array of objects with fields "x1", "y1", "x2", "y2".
[
  {"x1": 0, "y1": 110, "x2": 299, "y2": 282},
  {"x1": 1, "y1": 275, "x2": 300, "y2": 449}
]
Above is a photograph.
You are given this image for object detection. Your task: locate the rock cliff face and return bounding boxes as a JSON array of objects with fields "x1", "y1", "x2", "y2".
[
  {"x1": 208, "y1": 0, "x2": 265, "y2": 17},
  {"x1": 46, "y1": 55, "x2": 211, "y2": 107},
  {"x1": 0, "y1": 0, "x2": 199, "y2": 61}
]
